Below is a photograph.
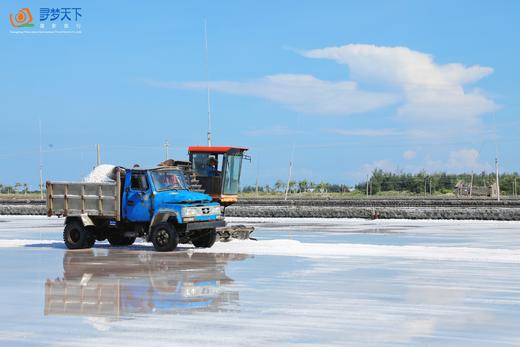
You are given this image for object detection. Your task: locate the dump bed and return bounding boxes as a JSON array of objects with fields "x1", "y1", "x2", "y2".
[{"x1": 46, "y1": 178, "x2": 121, "y2": 220}]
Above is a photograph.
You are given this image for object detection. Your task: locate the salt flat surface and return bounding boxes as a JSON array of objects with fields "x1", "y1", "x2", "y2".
[{"x1": 1, "y1": 216, "x2": 520, "y2": 346}]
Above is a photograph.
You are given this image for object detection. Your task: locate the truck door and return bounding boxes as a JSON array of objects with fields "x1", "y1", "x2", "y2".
[{"x1": 123, "y1": 171, "x2": 152, "y2": 222}]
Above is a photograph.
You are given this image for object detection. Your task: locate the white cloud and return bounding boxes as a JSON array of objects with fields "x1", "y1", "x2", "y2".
[
  {"x1": 353, "y1": 148, "x2": 489, "y2": 181},
  {"x1": 303, "y1": 45, "x2": 493, "y2": 88},
  {"x1": 150, "y1": 43, "x2": 497, "y2": 145},
  {"x1": 403, "y1": 150, "x2": 417, "y2": 160},
  {"x1": 446, "y1": 148, "x2": 485, "y2": 171},
  {"x1": 149, "y1": 74, "x2": 399, "y2": 115},
  {"x1": 327, "y1": 128, "x2": 402, "y2": 137},
  {"x1": 303, "y1": 44, "x2": 497, "y2": 127},
  {"x1": 422, "y1": 148, "x2": 491, "y2": 173}
]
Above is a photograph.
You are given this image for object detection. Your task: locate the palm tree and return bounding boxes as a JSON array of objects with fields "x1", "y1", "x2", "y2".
[
  {"x1": 274, "y1": 180, "x2": 285, "y2": 192},
  {"x1": 298, "y1": 179, "x2": 309, "y2": 193}
]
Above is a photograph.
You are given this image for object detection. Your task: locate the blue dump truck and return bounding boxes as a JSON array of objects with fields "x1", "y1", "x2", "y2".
[{"x1": 46, "y1": 166, "x2": 225, "y2": 251}]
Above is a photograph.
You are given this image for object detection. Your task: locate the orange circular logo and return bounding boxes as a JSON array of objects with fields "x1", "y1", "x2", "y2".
[{"x1": 10, "y1": 8, "x2": 34, "y2": 28}]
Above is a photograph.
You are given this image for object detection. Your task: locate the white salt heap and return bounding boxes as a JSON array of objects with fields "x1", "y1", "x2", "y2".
[{"x1": 83, "y1": 164, "x2": 117, "y2": 183}]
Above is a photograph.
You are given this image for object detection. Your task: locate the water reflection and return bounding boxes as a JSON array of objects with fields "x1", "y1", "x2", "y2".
[{"x1": 45, "y1": 250, "x2": 251, "y2": 318}]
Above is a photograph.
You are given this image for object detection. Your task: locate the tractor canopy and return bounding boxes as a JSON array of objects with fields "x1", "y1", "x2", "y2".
[{"x1": 188, "y1": 146, "x2": 249, "y2": 206}]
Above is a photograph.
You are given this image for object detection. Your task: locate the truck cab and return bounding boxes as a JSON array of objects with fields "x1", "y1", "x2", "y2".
[{"x1": 50, "y1": 166, "x2": 225, "y2": 252}]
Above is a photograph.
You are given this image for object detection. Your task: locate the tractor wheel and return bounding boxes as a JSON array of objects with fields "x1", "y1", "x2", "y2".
[
  {"x1": 107, "y1": 233, "x2": 136, "y2": 247},
  {"x1": 192, "y1": 228, "x2": 217, "y2": 248},
  {"x1": 63, "y1": 221, "x2": 95, "y2": 249},
  {"x1": 151, "y1": 222, "x2": 178, "y2": 252}
]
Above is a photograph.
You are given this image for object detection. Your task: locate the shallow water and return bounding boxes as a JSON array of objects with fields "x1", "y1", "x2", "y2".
[{"x1": 1, "y1": 216, "x2": 520, "y2": 346}]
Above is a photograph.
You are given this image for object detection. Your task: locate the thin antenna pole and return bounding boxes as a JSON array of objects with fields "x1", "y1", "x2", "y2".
[
  {"x1": 38, "y1": 120, "x2": 43, "y2": 200},
  {"x1": 96, "y1": 144, "x2": 101, "y2": 166},
  {"x1": 164, "y1": 140, "x2": 169, "y2": 160},
  {"x1": 204, "y1": 19, "x2": 212, "y2": 146}
]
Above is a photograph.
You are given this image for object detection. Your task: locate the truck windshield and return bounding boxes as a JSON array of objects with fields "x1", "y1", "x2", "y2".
[
  {"x1": 222, "y1": 155, "x2": 243, "y2": 195},
  {"x1": 150, "y1": 170, "x2": 188, "y2": 191}
]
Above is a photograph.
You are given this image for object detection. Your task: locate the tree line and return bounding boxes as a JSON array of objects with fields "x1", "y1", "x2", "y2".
[
  {"x1": 241, "y1": 170, "x2": 520, "y2": 195},
  {"x1": 241, "y1": 179, "x2": 349, "y2": 194},
  {"x1": 0, "y1": 183, "x2": 37, "y2": 194},
  {"x1": 355, "y1": 169, "x2": 519, "y2": 195}
]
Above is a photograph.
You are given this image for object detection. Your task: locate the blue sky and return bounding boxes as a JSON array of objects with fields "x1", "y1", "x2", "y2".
[{"x1": 1, "y1": 0, "x2": 519, "y2": 189}]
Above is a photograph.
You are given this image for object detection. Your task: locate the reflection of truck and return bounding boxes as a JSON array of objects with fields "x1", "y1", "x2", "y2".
[
  {"x1": 45, "y1": 250, "x2": 250, "y2": 317},
  {"x1": 46, "y1": 166, "x2": 225, "y2": 251}
]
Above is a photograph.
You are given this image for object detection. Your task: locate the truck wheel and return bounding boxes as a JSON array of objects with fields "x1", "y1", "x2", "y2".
[
  {"x1": 86, "y1": 227, "x2": 97, "y2": 248},
  {"x1": 192, "y1": 228, "x2": 217, "y2": 248},
  {"x1": 63, "y1": 221, "x2": 95, "y2": 249},
  {"x1": 151, "y1": 222, "x2": 178, "y2": 252},
  {"x1": 95, "y1": 227, "x2": 108, "y2": 242},
  {"x1": 107, "y1": 233, "x2": 136, "y2": 247}
]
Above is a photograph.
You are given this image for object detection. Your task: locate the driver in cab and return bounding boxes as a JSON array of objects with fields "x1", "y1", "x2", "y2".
[{"x1": 207, "y1": 157, "x2": 220, "y2": 177}]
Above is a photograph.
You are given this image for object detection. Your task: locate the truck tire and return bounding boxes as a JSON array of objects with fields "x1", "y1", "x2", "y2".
[
  {"x1": 192, "y1": 228, "x2": 217, "y2": 248},
  {"x1": 151, "y1": 222, "x2": 178, "y2": 252},
  {"x1": 63, "y1": 221, "x2": 95, "y2": 249},
  {"x1": 107, "y1": 233, "x2": 136, "y2": 247}
]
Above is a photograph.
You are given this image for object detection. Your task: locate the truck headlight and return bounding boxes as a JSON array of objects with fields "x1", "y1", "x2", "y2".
[
  {"x1": 210, "y1": 205, "x2": 221, "y2": 215},
  {"x1": 182, "y1": 207, "x2": 198, "y2": 217}
]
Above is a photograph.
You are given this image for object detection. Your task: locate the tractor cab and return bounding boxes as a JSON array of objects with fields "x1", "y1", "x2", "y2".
[{"x1": 188, "y1": 146, "x2": 248, "y2": 206}]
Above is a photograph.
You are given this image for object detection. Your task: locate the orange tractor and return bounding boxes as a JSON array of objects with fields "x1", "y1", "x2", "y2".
[
  {"x1": 188, "y1": 146, "x2": 249, "y2": 207},
  {"x1": 160, "y1": 146, "x2": 252, "y2": 241}
]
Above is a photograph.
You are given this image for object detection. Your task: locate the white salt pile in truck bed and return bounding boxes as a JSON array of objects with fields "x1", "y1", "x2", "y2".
[{"x1": 83, "y1": 164, "x2": 117, "y2": 183}]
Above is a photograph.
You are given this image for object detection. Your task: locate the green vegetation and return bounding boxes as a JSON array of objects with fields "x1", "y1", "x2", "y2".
[
  {"x1": 241, "y1": 179, "x2": 349, "y2": 195},
  {"x1": 241, "y1": 170, "x2": 520, "y2": 197},
  {"x1": 0, "y1": 183, "x2": 42, "y2": 199},
  {"x1": 356, "y1": 170, "x2": 519, "y2": 196}
]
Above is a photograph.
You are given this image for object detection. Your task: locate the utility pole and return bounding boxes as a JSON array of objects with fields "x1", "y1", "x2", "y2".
[
  {"x1": 429, "y1": 178, "x2": 432, "y2": 195},
  {"x1": 424, "y1": 177, "x2": 427, "y2": 197},
  {"x1": 495, "y1": 158, "x2": 500, "y2": 201},
  {"x1": 514, "y1": 176, "x2": 517, "y2": 198},
  {"x1": 255, "y1": 161, "x2": 260, "y2": 197},
  {"x1": 493, "y1": 112, "x2": 500, "y2": 201},
  {"x1": 164, "y1": 140, "x2": 169, "y2": 160},
  {"x1": 96, "y1": 144, "x2": 101, "y2": 166},
  {"x1": 204, "y1": 19, "x2": 212, "y2": 146},
  {"x1": 284, "y1": 161, "x2": 292, "y2": 201},
  {"x1": 38, "y1": 120, "x2": 43, "y2": 200},
  {"x1": 469, "y1": 172, "x2": 474, "y2": 197},
  {"x1": 366, "y1": 174, "x2": 369, "y2": 197}
]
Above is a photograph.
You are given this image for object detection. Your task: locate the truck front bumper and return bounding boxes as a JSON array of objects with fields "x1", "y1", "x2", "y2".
[{"x1": 186, "y1": 220, "x2": 226, "y2": 231}]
